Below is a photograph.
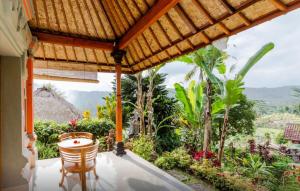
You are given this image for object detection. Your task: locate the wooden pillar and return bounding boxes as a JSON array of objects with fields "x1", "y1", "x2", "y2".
[
  {"x1": 26, "y1": 57, "x2": 34, "y2": 135},
  {"x1": 111, "y1": 49, "x2": 126, "y2": 156}
]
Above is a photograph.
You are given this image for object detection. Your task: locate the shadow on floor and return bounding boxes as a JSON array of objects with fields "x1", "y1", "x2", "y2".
[
  {"x1": 123, "y1": 153, "x2": 192, "y2": 191},
  {"x1": 128, "y1": 178, "x2": 171, "y2": 191}
]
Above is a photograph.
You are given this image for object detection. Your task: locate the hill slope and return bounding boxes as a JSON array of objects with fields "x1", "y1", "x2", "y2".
[{"x1": 34, "y1": 84, "x2": 300, "y2": 117}]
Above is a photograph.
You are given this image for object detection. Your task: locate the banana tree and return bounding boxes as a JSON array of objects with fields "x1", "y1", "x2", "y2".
[
  {"x1": 174, "y1": 80, "x2": 204, "y2": 150},
  {"x1": 217, "y1": 42, "x2": 275, "y2": 163},
  {"x1": 178, "y1": 45, "x2": 226, "y2": 155}
]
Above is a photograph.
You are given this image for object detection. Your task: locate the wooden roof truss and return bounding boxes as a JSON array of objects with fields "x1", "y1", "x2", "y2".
[{"x1": 29, "y1": 0, "x2": 300, "y2": 74}]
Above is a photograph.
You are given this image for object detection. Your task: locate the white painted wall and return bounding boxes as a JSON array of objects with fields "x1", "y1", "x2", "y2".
[{"x1": 0, "y1": 56, "x2": 29, "y2": 190}]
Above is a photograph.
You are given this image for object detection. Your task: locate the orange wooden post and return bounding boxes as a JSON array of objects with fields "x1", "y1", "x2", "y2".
[
  {"x1": 26, "y1": 57, "x2": 34, "y2": 135},
  {"x1": 111, "y1": 49, "x2": 126, "y2": 156},
  {"x1": 115, "y1": 63, "x2": 122, "y2": 142}
]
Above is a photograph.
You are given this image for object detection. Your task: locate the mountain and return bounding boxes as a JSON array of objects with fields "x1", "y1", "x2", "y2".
[
  {"x1": 34, "y1": 83, "x2": 300, "y2": 117},
  {"x1": 65, "y1": 86, "x2": 300, "y2": 116},
  {"x1": 64, "y1": 90, "x2": 111, "y2": 116},
  {"x1": 244, "y1": 86, "x2": 300, "y2": 106}
]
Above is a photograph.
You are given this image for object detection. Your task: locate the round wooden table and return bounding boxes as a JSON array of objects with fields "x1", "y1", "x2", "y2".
[{"x1": 58, "y1": 138, "x2": 93, "y2": 148}]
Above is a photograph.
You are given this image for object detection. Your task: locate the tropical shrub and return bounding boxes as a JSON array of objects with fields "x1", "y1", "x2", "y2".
[
  {"x1": 34, "y1": 118, "x2": 114, "y2": 159},
  {"x1": 174, "y1": 80, "x2": 204, "y2": 152},
  {"x1": 36, "y1": 141, "x2": 59, "y2": 159},
  {"x1": 154, "y1": 147, "x2": 192, "y2": 170},
  {"x1": 241, "y1": 154, "x2": 274, "y2": 185},
  {"x1": 75, "y1": 118, "x2": 114, "y2": 138},
  {"x1": 96, "y1": 94, "x2": 116, "y2": 122},
  {"x1": 171, "y1": 147, "x2": 193, "y2": 169},
  {"x1": 34, "y1": 121, "x2": 67, "y2": 144},
  {"x1": 132, "y1": 136, "x2": 155, "y2": 161},
  {"x1": 278, "y1": 167, "x2": 300, "y2": 191},
  {"x1": 154, "y1": 153, "x2": 177, "y2": 170},
  {"x1": 120, "y1": 73, "x2": 179, "y2": 152},
  {"x1": 190, "y1": 161, "x2": 267, "y2": 191},
  {"x1": 275, "y1": 132, "x2": 288, "y2": 144},
  {"x1": 98, "y1": 136, "x2": 107, "y2": 152}
]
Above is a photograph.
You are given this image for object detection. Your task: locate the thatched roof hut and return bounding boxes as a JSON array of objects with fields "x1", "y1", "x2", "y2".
[{"x1": 34, "y1": 87, "x2": 81, "y2": 123}]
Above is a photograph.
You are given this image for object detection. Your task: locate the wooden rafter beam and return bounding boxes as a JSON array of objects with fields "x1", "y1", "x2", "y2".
[
  {"x1": 33, "y1": 32, "x2": 114, "y2": 51},
  {"x1": 219, "y1": 0, "x2": 251, "y2": 26},
  {"x1": 34, "y1": 74, "x2": 99, "y2": 83},
  {"x1": 267, "y1": 0, "x2": 287, "y2": 11},
  {"x1": 118, "y1": 0, "x2": 180, "y2": 49},
  {"x1": 129, "y1": 0, "x2": 300, "y2": 68},
  {"x1": 33, "y1": 58, "x2": 132, "y2": 73}
]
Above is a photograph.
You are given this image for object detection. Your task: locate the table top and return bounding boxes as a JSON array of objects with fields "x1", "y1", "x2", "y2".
[{"x1": 58, "y1": 138, "x2": 93, "y2": 148}]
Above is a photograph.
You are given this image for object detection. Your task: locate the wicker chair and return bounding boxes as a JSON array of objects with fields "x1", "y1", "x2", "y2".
[
  {"x1": 58, "y1": 140, "x2": 99, "y2": 191},
  {"x1": 59, "y1": 132, "x2": 93, "y2": 141}
]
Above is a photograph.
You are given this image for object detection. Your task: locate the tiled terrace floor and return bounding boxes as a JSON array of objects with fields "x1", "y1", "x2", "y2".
[{"x1": 33, "y1": 150, "x2": 193, "y2": 191}]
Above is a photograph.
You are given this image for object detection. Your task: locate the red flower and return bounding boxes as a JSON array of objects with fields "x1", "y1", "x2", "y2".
[
  {"x1": 69, "y1": 119, "x2": 77, "y2": 128},
  {"x1": 297, "y1": 176, "x2": 300, "y2": 183},
  {"x1": 193, "y1": 150, "x2": 215, "y2": 160}
]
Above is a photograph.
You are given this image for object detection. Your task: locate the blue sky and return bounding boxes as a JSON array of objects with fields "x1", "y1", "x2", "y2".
[{"x1": 35, "y1": 9, "x2": 300, "y2": 92}]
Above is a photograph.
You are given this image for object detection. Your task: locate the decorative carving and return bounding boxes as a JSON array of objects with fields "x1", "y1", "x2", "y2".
[
  {"x1": 105, "y1": 129, "x2": 115, "y2": 151},
  {"x1": 111, "y1": 49, "x2": 126, "y2": 64}
]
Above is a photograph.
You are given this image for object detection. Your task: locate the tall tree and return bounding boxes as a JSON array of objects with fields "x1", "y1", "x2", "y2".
[
  {"x1": 178, "y1": 45, "x2": 226, "y2": 155},
  {"x1": 135, "y1": 72, "x2": 145, "y2": 135},
  {"x1": 217, "y1": 43, "x2": 275, "y2": 163},
  {"x1": 146, "y1": 64, "x2": 165, "y2": 137},
  {"x1": 119, "y1": 73, "x2": 179, "y2": 152}
]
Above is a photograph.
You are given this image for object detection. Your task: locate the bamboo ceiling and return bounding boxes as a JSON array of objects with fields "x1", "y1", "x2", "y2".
[{"x1": 29, "y1": 0, "x2": 300, "y2": 74}]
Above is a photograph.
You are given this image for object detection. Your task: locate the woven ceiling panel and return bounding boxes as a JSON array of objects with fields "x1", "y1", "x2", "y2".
[{"x1": 28, "y1": 0, "x2": 300, "y2": 74}]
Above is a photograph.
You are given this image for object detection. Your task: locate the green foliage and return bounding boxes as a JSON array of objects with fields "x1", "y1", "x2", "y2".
[
  {"x1": 34, "y1": 121, "x2": 66, "y2": 144},
  {"x1": 75, "y1": 118, "x2": 114, "y2": 138},
  {"x1": 190, "y1": 162, "x2": 261, "y2": 191},
  {"x1": 132, "y1": 136, "x2": 155, "y2": 161},
  {"x1": 154, "y1": 147, "x2": 192, "y2": 170},
  {"x1": 174, "y1": 80, "x2": 204, "y2": 127},
  {"x1": 228, "y1": 94, "x2": 256, "y2": 135},
  {"x1": 96, "y1": 95, "x2": 116, "y2": 122},
  {"x1": 36, "y1": 141, "x2": 59, "y2": 160},
  {"x1": 34, "y1": 119, "x2": 114, "y2": 159},
  {"x1": 154, "y1": 153, "x2": 177, "y2": 170},
  {"x1": 237, "y1": 43, "x2": 274, "y2": 79},
  {"x1": 275, "y1": 132, "x2": 288, "y2": 144},
  {"x1": 171, "y1": 147, "x2": 193, "y2": 169},
  {"x1": 98, "y1": 136, "x2": 107, "y2": 152},
  {"x1": 119, "y1": 73, "x2": 179, "y2": 152},
  {"x1": 242, "y1": 154, "x2": 274, "y2": 184}
]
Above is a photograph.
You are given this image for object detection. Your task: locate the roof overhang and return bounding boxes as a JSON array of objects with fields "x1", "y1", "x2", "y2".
[{"x1": 28, "y1": 0, "x2": 300, "y2": 74}]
